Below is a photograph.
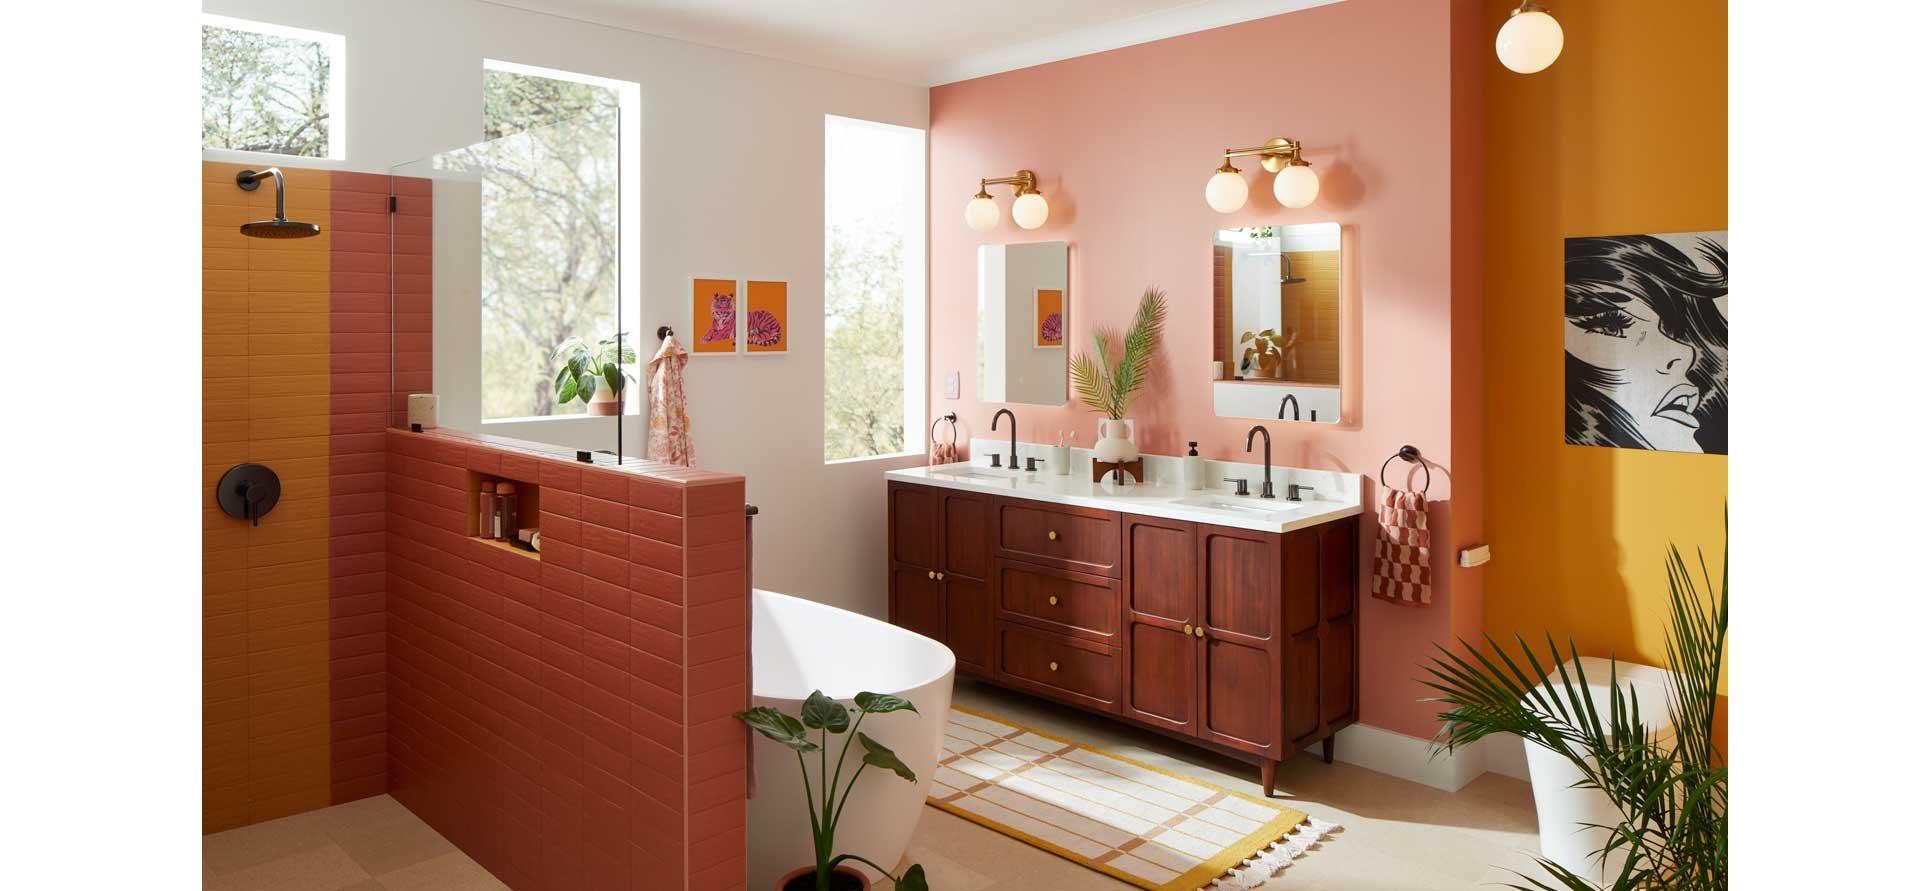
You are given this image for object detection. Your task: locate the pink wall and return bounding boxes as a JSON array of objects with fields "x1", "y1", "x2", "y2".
[{"x1": 928, "y1": 0, "x2": 1483, "y2": 737}]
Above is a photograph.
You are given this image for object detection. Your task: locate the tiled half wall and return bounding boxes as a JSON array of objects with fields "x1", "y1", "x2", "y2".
[{"x1": 203, "y1": 162, "x2": 749, "y2": 889}]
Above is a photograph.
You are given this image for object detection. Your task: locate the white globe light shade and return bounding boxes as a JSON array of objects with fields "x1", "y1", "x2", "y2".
[
  {"x1": 1205, "y1": 169, "x2": 1249, "y2": 213},
  {"x1": 1272, "y1": 163, "x2": 1320, "y2": 209},
  {"x1": 1011, "y1": 192, "x2": 1050, "y2": 229},
  {"x1": 1496, "y1": 9, "x2": 1563, "y2": 74},
  {"x1": 964, "y1": 195, "x2": 1000, "y2": 231}
]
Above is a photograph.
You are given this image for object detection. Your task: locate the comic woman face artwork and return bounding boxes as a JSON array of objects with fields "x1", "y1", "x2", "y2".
[{"x1": 1564, "y1": 232, "x2": 1728, "y2": 454}]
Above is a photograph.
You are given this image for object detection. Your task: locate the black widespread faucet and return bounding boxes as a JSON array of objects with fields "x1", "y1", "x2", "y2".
[
  {"x1": 991, "y1": 408, "x2": 1018, "y2": 468},
  {"x1": 1278, "y1": 394, "x2": 1301, "y2": 421},
  {"x1": 1245, "y1": 425, "x2": 1275, "y2": 498}
]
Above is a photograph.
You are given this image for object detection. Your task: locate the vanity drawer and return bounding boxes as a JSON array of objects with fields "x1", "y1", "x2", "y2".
[
  {"x1": 998, "y1": 562, "x2": 1118, "y2": 641},
  {"x1": 997, "y1": 502, "x2": 1120, "y2": 577},
  {"x1": 996, "y1": 623, "x2": 1119, "y2": 712}
]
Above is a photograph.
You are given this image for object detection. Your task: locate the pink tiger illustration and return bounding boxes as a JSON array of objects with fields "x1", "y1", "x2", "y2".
[
  {"x1": 746, "y1": 309, "x2": 782, "y2": 348},
  {"x1": 702, "y1": 293, "x2": 736, "y2": 343}
]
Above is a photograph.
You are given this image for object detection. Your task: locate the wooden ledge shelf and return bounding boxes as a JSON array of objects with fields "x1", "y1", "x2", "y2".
[{"x1": 470, "y1": 535, "x2": 539, "y2": 560}]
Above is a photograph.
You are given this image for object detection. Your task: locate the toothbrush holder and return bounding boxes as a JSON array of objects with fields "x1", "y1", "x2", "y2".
[{"x1": 1049, "y1": 444, "x2": 1071, "y2": 475}]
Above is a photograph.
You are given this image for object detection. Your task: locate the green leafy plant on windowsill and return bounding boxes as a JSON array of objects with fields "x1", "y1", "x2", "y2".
[
  {"x1": 1422, "y1": 534, "x2": 1727, "y2": 891},
  {"x1": 1069, "y1": 286, "x2": 1166, "y2": 420},
  {"x1": 552, "y1": 333, "x2": 638, "y2": 409},
  {"x1": 738, "y1": 691, "x2": 931, "y2": 891}
]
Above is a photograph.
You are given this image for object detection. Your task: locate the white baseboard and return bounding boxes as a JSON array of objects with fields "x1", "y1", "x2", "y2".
[
  {"x1": 1304, "y1": 723, "x2": 1492, "y2": 792},
  {"x1": 1480, "y1": 733, "x2": 1530, "y2": 780}
]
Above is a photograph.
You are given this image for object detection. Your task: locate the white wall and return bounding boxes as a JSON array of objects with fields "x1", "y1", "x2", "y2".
[{"x1": 205, "y1": 0, "x2": 931, "y2": 618}]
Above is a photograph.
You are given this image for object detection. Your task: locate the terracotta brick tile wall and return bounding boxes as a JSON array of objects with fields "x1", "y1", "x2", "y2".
[
  {"x1": 203, "y1": 161, "x2": 337, "y2": 832},
  {"x1": 384, "y1": 430, "x2": 750, "y2": 891}
]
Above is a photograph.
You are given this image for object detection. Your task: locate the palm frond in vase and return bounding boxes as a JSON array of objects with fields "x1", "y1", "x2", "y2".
[
  {"x1": 1069, "y1": 287, "x2": 1167, "y2": 419},
  {"x1": 1421, "y1": 531, "x2": 1728, "y2": 891}
]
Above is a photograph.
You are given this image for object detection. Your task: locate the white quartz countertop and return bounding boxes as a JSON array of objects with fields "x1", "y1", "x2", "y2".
[{"x1": 885, "y1": 462, "x2": 1362, "y2": 535}]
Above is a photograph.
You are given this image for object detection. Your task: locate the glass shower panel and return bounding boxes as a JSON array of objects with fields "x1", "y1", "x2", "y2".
[{"x1": 389, "y1": 116, "x2": 637, "y2": 462}]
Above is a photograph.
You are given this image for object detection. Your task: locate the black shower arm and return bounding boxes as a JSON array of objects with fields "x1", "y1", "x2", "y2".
[{"x1": 237, "y1": 167, "x2": 288, "y2": 220}]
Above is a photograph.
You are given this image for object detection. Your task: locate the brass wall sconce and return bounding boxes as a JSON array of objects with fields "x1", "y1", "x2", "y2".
[
  {"x1": 1204, "y1": 137, "x2": 1319, "y2": 213},
  {"x1": 965, "y1": 169, "x2": 1049, "y2": 231}
]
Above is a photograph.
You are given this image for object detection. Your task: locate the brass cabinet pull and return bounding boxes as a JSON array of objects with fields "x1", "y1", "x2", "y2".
[
  {"x1": 937, "y1": 572, "x2": 946, "y2": 580},
  {"x1": 1048, "y1": 661, "x2": 1058, "y2": 672},
  {"x1": 1048, "y1": 595, "x2": 1059, "y2": 606},
  {"x1": 1047, "y1": 530, "x2": 1059, "y2": 541},
  {"x1": 1195, "y1": 626, "x2": 1207, "y2": 638},
  {"x1": 927, "y1": 570, "x2": 936, "y2": 579},
  {"x1": 1182, "y1": 624, "x2": 1193, "y2": 635}
]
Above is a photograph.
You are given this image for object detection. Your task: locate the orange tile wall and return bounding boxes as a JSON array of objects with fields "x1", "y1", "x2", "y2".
[{"x1": 203, "y1": 161, "x2": 337, "y2": 832}]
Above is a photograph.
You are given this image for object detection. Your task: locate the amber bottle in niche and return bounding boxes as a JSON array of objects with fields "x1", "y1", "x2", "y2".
[{"x1": 497, "y1": 482, "x2": 519, "y2": 543}]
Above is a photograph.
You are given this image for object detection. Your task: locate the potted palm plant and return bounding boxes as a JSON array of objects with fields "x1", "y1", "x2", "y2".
[
  {"x1": 738, "y1": 691, "x2": 931, "y2": 891},
  {"x1": 552, "y1": 333, "x2": 638, "y2": 415},
  {"x1": 1069, "y1": 287, "x2": 1166, "y2": 462},
  {"x1": 1422, "y1": 537, "x2": 1727, "y2": 890}
]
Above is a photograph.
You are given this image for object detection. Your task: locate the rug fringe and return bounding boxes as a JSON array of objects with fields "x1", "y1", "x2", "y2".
[{"x1": 1207, "y1": 816, "x2": 1343, "y2": 889}]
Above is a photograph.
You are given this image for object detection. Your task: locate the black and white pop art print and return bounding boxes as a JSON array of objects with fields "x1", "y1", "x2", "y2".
[{"x1": 1564, "y1": 231, "x2": 1728, "y2": 454}]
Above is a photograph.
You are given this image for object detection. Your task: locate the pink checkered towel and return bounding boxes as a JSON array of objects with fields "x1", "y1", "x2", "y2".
[{"x1": 1372, "y1": 485, "x2": 1432, "y2": 606}]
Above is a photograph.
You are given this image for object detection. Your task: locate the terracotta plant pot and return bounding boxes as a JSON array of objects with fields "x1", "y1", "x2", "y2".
[
  {"x1": 587, "y1": 385, "x2": 622, "y2": 416},
  {"x1": 775, "y1": 865, "x2": 870, "y2": 891}
]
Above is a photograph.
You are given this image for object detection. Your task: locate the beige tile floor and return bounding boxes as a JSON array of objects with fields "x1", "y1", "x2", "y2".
[{"x1": 204, "y1": 679, "x2": 1548, "y2": 890}]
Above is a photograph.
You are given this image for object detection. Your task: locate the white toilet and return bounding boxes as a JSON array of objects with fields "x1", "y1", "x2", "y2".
[{"x1": 1522, "y1": 656, "x2": 1676, "y2": 885}]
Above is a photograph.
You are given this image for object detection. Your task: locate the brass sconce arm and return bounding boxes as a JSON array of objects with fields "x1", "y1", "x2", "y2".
[
  {"x1": 1221, "y1": 138, "x2": 1308, "y2": 173},
  {"x1": 978, "y1": 169, "x2": 1040, "y2": 196}
]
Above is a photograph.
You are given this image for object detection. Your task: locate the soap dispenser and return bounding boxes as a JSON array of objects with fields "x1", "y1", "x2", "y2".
[{"x1": 1183, "y1": 442, "x2": 1205, "y2": 490}]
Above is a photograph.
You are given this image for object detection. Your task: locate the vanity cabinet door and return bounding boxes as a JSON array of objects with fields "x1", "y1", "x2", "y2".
[
  {"x1": 940, "y1": 490, "x2": 993, "y2": 581},
  {"x1": 1196, "y1": 525, "x2": 1284, "y2": 757},
  {"x1": 944, "y1": 575, "x2": 992, "y2": 676},
  {"x1": 889, "y1": 482, "x2": 937, "y2": 568},
  {"x1": 1121, "y1": 516, "x2": 1200, "y2": 735},
  {"x1": 939, "y1": 490, "x2": 995, "y2": 674},
  {"x1": 891, "y1": 564, "x2": 943, "y2": 644},
  {"x1": 1318, "y1": 518, "x2": 1360, "y2": 730}
]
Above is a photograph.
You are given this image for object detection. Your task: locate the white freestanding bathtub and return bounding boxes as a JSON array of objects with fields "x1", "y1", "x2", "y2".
[{"x1": 748, "y1": 589, "x2": 954, "y2": 888}]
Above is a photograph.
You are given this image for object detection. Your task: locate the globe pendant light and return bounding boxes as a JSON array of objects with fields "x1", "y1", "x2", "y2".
[
  {"x1": 1497, "y1": 1, "x2": 1564, "y2": 74},
  {"x1": 1205, "y1": 160, "x2": 1249, "y2": 213},
  {"x1": 1011, "y1": 190, "x2": 1050, "y2": 229},
  {"x1": 964, "y1": 185, "x2": 999, "y2": 232},
  {"x1": 1272, "y1": 158, "x2": 1319, "y2": 209}
]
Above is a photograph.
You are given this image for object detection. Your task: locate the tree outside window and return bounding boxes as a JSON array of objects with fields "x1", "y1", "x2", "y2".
[{"x1": 201, "y1": 16, "x2": 342, "y2": 158}]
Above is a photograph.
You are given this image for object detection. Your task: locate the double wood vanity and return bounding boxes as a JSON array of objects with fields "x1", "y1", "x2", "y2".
[{"x1": 885, "y1": 465, "x2": 1360, "y2": 794}]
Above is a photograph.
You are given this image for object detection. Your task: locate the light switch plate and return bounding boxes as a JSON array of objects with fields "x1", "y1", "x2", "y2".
[{"x1": 945, "y1": 372, "x2": 960, "y2": 399}]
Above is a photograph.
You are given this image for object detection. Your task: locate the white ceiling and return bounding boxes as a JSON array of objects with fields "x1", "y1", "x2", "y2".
[{"x1": 483, "y1": 0, "x2": 1343, "y2": 86}]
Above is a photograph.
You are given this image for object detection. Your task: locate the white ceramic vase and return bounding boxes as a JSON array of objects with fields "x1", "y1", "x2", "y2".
[{"x1": 1091, "y1": 418, "x2": 1138, "y2": 462}]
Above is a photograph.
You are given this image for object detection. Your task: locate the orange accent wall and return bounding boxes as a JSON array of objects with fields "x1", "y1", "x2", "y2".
[
  {"x1": 1480, "y1": 1, "x2": 1728, "y2": 674},
  {"x1": 203, "y1": 161, "x2": 336, "y2": 831}
]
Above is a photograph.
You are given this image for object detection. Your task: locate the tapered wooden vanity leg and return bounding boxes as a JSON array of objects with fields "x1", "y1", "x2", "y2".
[
  {"x1": 1322, "y1": 732, "x2": 1337, "y2": 765},
  {"x1": 1260, "y1": 758, "x2": 1277, "y2": 797}
]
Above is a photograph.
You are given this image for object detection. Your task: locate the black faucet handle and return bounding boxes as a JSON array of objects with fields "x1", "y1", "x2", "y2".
[
  {"x1": 1224, "y1": 477, "x2": 1250, "y2": 496},
  {"x1": 1025, "y1": 456, "x2": 1042, "y2": 472},
  {"x1": 989, "y1": 453, "x2": 1003, "y2": 468},
  {"x1": 1286, "y1": 483, "x2": 1316, "y2": 502}
]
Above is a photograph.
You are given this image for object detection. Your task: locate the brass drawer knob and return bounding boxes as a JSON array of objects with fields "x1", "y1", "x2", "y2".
[
  {"x1": 1195, "y1": 626, "x2": 1207, "y2": 638},
  {"x1": 938, "y1": 572, "x2": 946, "y2": 580},
  {"x1": 1047, "y1": 530, "x2": 1059, "y2": 541},
  {"x1": 1183, "y1": 624, "x2": 1193, "y2": 635},
  {"x1": 1049, "y1": 661, "x2": 1059, "y2": 672},
  {"x1": 927, "y1": 570, "x2": 936, "y2": 579},
  {"x1": 1048, "y1": 595, "x2": 1058, "y2": 606}
]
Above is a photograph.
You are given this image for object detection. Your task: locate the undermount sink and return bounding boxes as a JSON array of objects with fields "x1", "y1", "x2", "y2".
[
  {"x1": 1172, "y1": 495, "x2": 1305, "y2": 515},
  {"x1": 927, "y1": 466, "x2": 1021, "y2": 481}
]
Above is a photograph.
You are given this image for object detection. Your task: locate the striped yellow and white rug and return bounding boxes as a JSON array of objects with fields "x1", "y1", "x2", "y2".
[{"x1": 929, "y1": 707, "x2": 1340, "y2": 890}]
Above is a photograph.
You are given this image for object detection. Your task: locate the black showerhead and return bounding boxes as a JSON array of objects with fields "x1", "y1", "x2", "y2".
[
  {"x1": 240, "y1": 219, "x2": 323, "y2": 238},
  {"x1": 236, "y1": 168, "x2": 322, "y2": 239}
]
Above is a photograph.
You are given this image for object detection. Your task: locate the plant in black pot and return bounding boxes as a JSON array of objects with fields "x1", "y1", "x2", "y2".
[{"x1": 738, "y1": 691, "x2": 931, "y2": 891}]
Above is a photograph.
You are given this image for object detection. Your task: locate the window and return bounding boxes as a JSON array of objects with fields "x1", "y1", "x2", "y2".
[
  {"x1": 477, "y1": 61, "x2": 639, "y2": 421},
  {"x1": 824, "y1": 116, "x2": 927, "y2": 461},
  {"x1": 201, "y1": 15, "x2": 345, "y2": 159}
]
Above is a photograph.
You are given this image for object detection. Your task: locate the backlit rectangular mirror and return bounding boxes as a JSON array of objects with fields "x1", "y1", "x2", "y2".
[
  {"x1": 1210, "y1": 222, "x2": 1342, "y2": 423},
  {"x1": 978, "y1": 241, "x2": 1068, "y2": 405}
]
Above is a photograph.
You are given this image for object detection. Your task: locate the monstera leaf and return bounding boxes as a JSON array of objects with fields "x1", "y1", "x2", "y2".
[
  {"x1": 801, "y1": 690, "x2": 850, "y2": 733},
  {"x1": 857, "y1": 732, "x2": 917, "y2": 784},
  {"x1": 735, "y1": 706, "x2": 818, "y2": 753}
]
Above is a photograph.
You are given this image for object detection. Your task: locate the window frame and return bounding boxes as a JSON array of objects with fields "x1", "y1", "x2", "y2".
[
  {"x1": 476, "y1": 59, "x2": 642, "y2": 426},
  {"x1": 201, "y1": 14, "x2": 348, "y2": 162},
  {"x1": 822, "y1": 114, "x2": 928, "y2": 465}
]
